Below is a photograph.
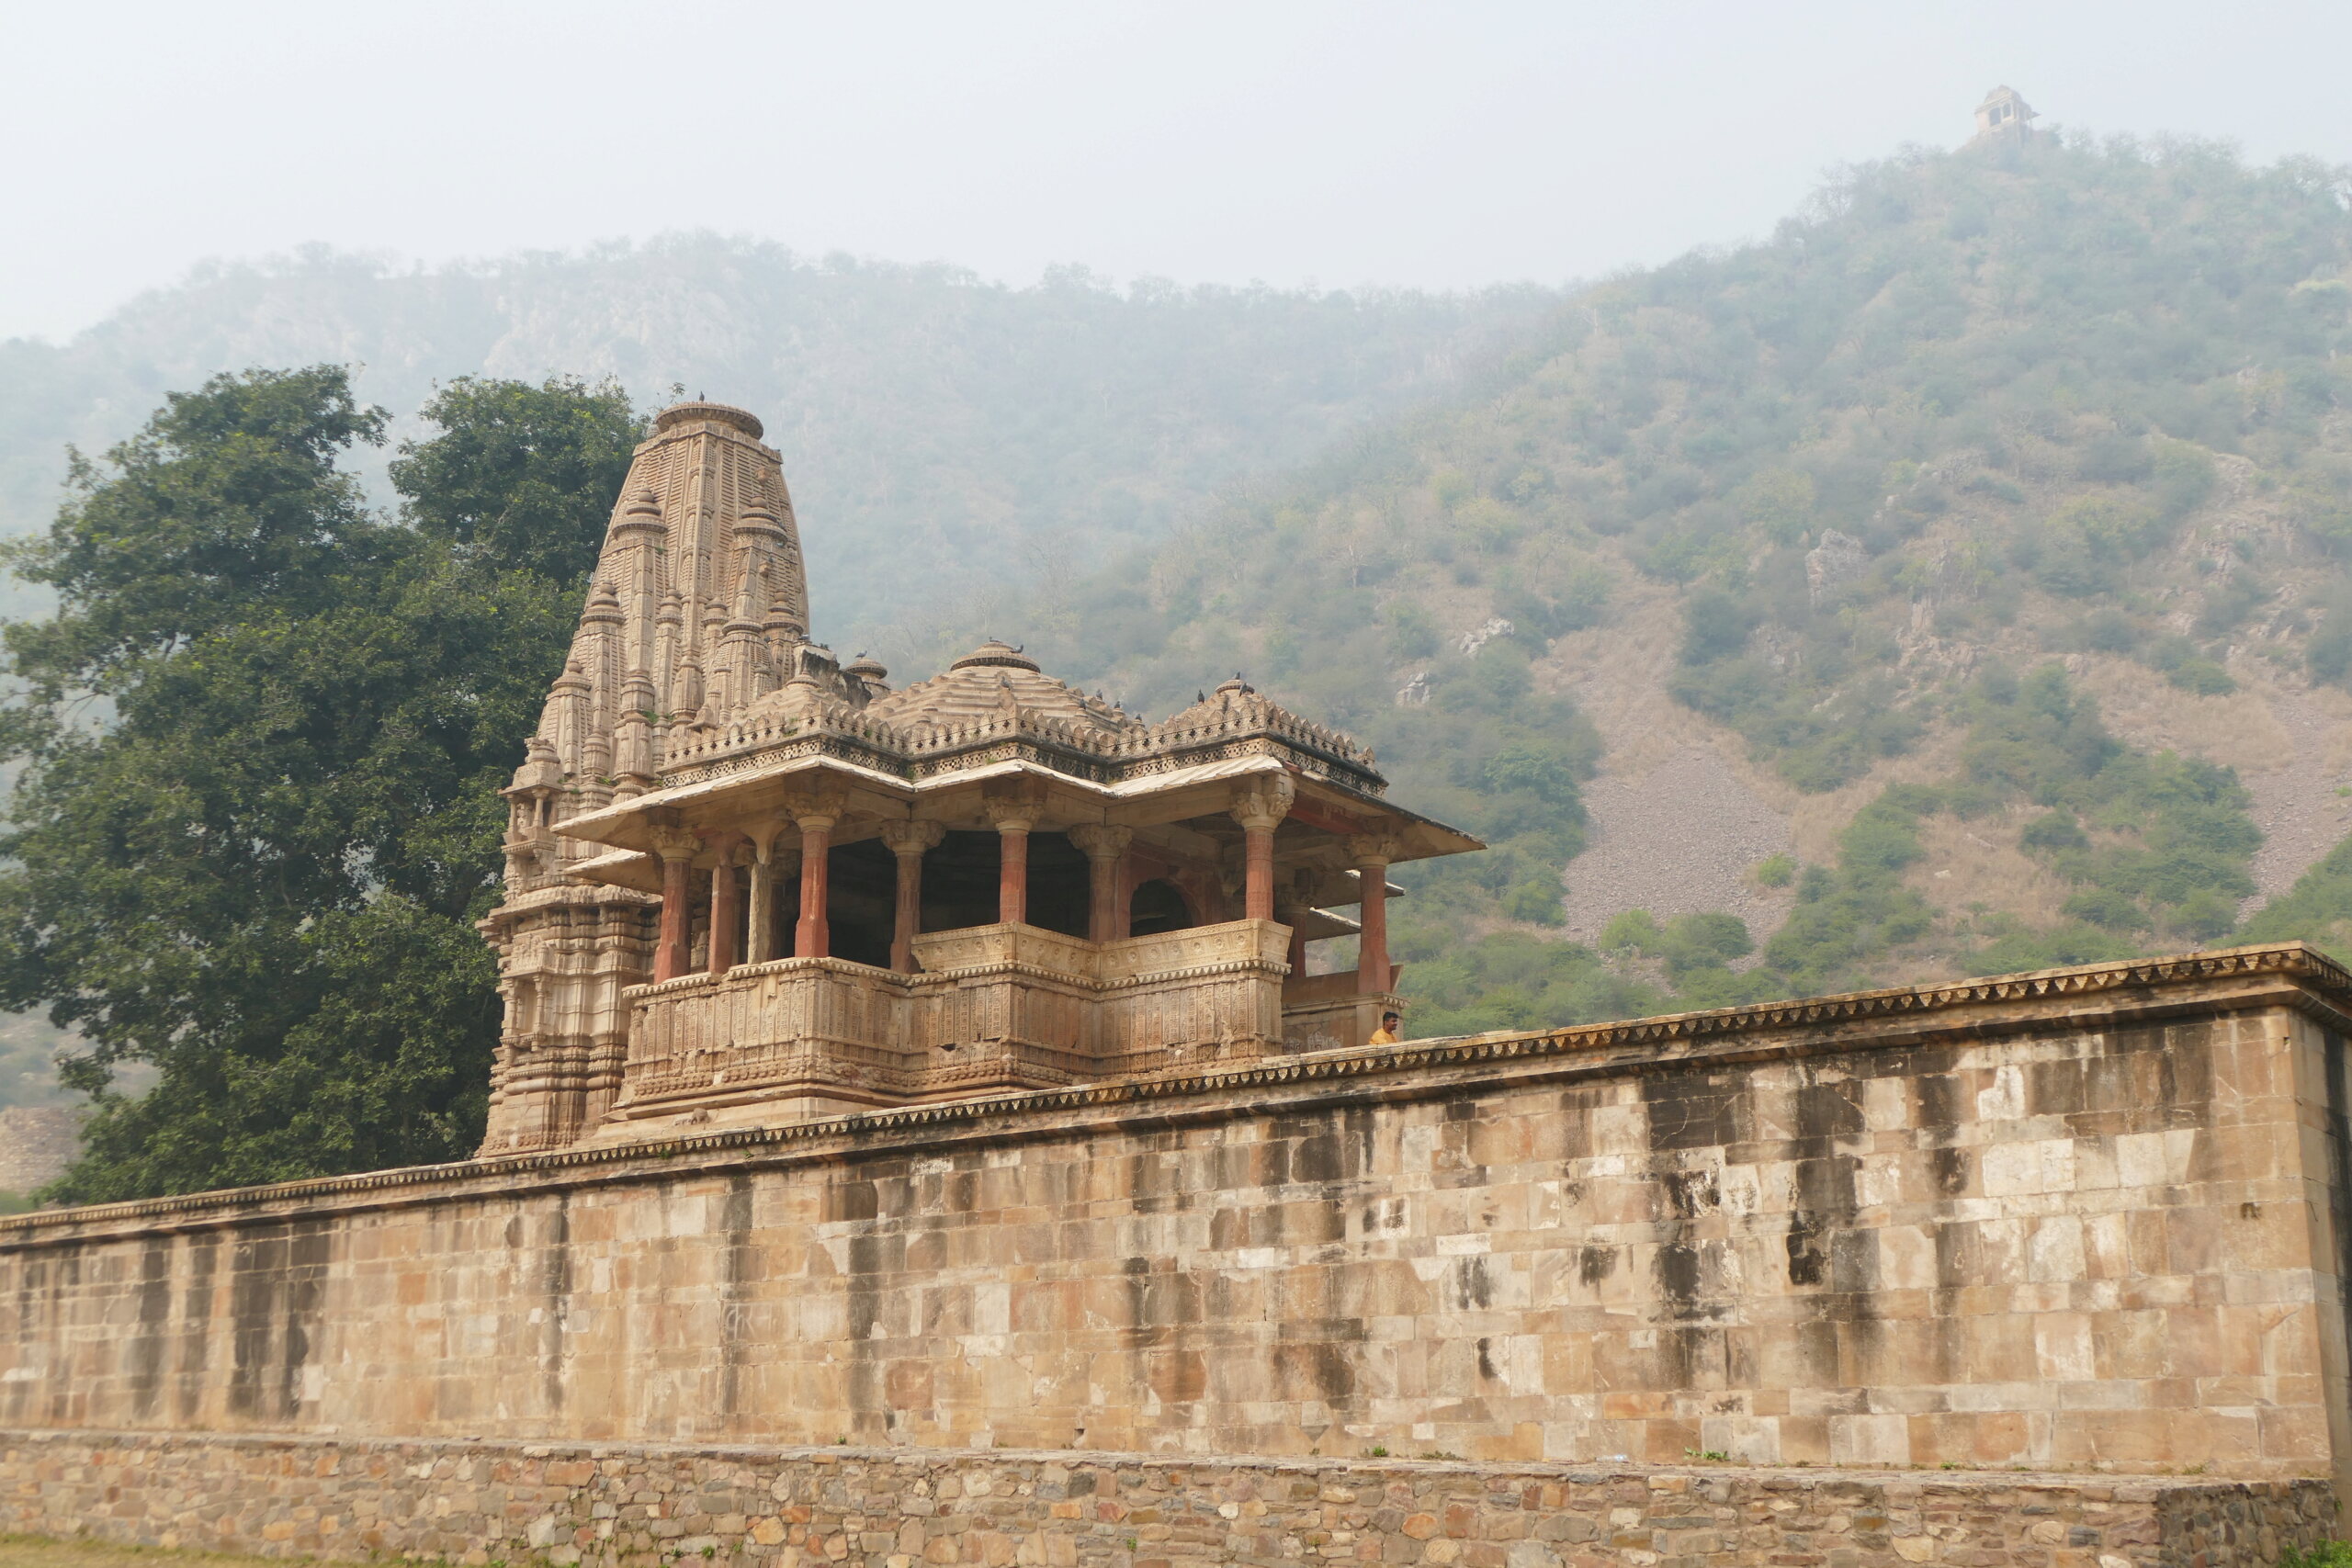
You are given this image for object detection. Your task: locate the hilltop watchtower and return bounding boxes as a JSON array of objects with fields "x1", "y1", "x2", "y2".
[
  {"x1": 475, "y1": 400, "x2": 1480, "y2": 1153},
  {"x1": 1971, "y1": 85, "x2": 2037, "y2": 144}
]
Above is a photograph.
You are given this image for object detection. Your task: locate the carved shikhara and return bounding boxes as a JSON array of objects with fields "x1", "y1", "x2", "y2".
[{"x1": 478, "y1": 400, "x2": 1478, "y2": 1155}]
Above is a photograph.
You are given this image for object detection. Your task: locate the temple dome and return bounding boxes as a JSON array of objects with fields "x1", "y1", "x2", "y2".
[
  {"x1": 949, "y1": 640, "x2": 1041, "y2": 672},
  {"x1": 653, "y1": 400, "x2": 764, "y2": 440},
  {"x1": 866, "y1": 640, "x2": 1134, "y2": 733}
]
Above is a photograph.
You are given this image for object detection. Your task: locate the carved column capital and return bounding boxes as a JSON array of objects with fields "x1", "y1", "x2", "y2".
[
  {"x1": 982, "y1": 797, "x2": 1039, "y2": 833},
  {"x1": 649, "y1": 826, "x2": 701, "y2": 863},
  {"x1": 1228, "y1": 775, "x2": 1295, "y2": 832},
  {"x1": 784, "y1": 786, "x2": 850, "y2": 832},
  {"x1": 878, "y1": 819, "x2": 948, "y2": 857},
  {"x1": 1346, "y1": 831, "x2": 1404, "y2": 867},
  {"x1": 1066, "y1": 824, "x2": 1134, "y2": 862}
]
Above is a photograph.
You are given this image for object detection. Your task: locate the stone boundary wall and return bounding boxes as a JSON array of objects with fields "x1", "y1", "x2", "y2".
[
  {"x1": 0, "y1": 1430, "x2": 2334, "y2": 1568},
  {"x1": 6, "y1": 944, "x2": 2352, "y2": 1480}
]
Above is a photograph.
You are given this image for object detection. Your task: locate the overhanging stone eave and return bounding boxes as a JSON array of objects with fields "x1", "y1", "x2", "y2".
[
  {"x1": 1289, "y1": 906, "x2": 1363, "y2": 941},
  {"x1": 552, "y1": 747, "x2": 1463, "y2": 854},
  {"x1": 560, "y1": 751, "x2": 1326, "y2": 851},
  {"x1": 564, "y1": 847, "x2": 664, "y2": 894},
  {"x1": 1286, "y1": 773, "x2": 1483, "y2": 864},
  {"x1": 902, "y1": 753, "x2": 1296, "y2": 827},
  {"x1": 556, "y1": 755, "x2": 919, "y2": 852}
]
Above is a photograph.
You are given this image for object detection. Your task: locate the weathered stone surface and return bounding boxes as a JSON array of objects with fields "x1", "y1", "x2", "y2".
[
  {"x1": 5, "y1": 944, "x2": 2352, "y2": 1491},
  {"x1": 0, "y1": 1431, "x2": 2330, "y2": 1568}
]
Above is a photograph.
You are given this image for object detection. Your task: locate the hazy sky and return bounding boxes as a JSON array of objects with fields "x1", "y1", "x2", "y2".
[{"x1": 6, "y1": 1, "x2": 2350, "y2": 344}]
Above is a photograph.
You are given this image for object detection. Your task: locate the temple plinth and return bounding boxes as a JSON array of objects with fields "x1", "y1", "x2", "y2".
[{"x1": 476, "y1": 401, "x2": 1480, "y2": 1153}]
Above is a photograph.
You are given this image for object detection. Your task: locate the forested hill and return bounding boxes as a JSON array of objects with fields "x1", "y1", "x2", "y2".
[
  {"x1": 981, "y1": 134, "x2": 2352, "y2": 1029},
  {"x1": 17, "y1": 130, "x2": 2352, "y2": 1185},
  {"x1": 0, "y1": 243, "x2": 1558, "y2": 637}
]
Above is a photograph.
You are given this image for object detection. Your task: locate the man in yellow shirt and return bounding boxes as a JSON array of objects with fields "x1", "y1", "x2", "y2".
[{"x1": 1368, "y1": 1010, "x2": 1402, "y2": 1045}]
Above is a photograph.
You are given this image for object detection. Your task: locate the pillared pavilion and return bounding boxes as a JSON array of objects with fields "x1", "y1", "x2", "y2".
[{"x1": 477, "y1": 400, "x2": 1479, "y2": 1153}]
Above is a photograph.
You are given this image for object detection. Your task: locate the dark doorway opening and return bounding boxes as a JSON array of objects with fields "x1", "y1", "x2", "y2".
[
  {"x1": 914, "y1": 829, "x2": 1091, "y2": 939},
  {"x1": 1128, "y1": 878, "x2": 1197, "y2": 938},
  {"x1": 822, "y1": 839, "x2": 896, "y2": 968},
  {"x1": 921, "y1": 829, "x2": 1003, "y2": 933}
]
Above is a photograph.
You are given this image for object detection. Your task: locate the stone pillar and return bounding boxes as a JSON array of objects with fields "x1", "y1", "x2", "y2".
[
  {"x1": 1068, "y1": 826, "x2": 1134, "y2": 943},
  {"x1": 650, "y1": 827, "x2": 699, "y2": 982},
  {"x1": 1110, "y1": 852, "x2": 1134, "y2": 941},
  {"x1": 707, "y1": 832, "x2": 743, "y2": 975},
  {"x1": 790, "y1": 791, "x2": 846, "y2": 961},
  {"x1": 1283, "y1": 918, "x2": 1308, "y2": 976},
  {"x1": 745, "y1": 824, "x2": 780, "y2": 964},
  {"x1": 985, "y1": 800, "x2": 1037, "y2": 927},
  {"x1": 1229, "y1": 777, "x2": 1295, "y2": 924},
  {"x1": 878, "y1": 820, "x2": 946, "y2": 973},
  {"x1": 1349, "y1": 833, "x2": 1401, "y2": 996}
]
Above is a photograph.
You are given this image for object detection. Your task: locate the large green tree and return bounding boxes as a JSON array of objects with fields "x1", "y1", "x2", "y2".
[
  {"x1": 0, "y1": 368, "x2": 638, "y2": 1201},
  {"x1": 390, "y1": 375, "x2": 644, "y2": 582}
]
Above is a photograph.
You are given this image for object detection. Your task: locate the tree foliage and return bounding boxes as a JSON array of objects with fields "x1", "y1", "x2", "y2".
[
  {"x1": 390, "y1": 376, "x2": 642, "y2": 583},
  {"x1": 0, "y1": 368, "x2": 638, "y2": 1200}
]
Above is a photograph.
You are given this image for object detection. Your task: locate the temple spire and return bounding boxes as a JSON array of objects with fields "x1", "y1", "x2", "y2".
[{"x1": 538, "y1": 400, "x2": 808, "y2": 755}]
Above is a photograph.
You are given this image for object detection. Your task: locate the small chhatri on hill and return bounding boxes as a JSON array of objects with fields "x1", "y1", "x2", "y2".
[
  {"x1": 1971, "y1": 85, "x2": 2037, "y2": 144},
  {"x1": 478, "y1": 400, "x2": 1478, "y2": 1152}
]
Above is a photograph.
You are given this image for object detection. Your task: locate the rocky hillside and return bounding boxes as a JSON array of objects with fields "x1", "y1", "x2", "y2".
[{"x1": 974, "y1": 133, "x2": 2352, "y2": 1030}]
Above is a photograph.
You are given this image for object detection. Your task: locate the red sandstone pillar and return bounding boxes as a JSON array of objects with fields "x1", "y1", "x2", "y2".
[
  {"x1": 1228, "y1": 778, "x2": 1294, "y2": 926},
  {"x1": 1069, "y1": 826, "x2": 1133, "y2": 943},
  {"x1": 1357, "y1": 872, "x2": 1388, "y2": 994},
  {"x1": 745, "y1": 825, "x2": 780, "y2": 964},
  {"x1": 1092, "y1": 853, "x2": 1119, "y2": 939},
  {"x1": 894, "y1": 851, "x2": 922, "y2": 969},
  {"x1": 1285, "y1": 920, "x2": 1308, "y2": 976},
  {"x1": 791, "y1": 796, "x2": 842, "y2": 960},
  {"x1": 880, "y1": 820, "x2": 944, "y2": 974},
  {"x1": 998, "y1": 825, "x2": 1029, "y2": 926},
  {"x1": 651, "y1": 829, "x2": 697, "y2": 982},
  {"x1": 707, "y1": 832, "x2": 742, "y2": 975},
  {"x1": 796, "y1": 821, "x2": 832, "y2": 959},
  {"x1": 985, "y1": 799, "x2": 1037, "y2": 928},
  {"x1": 1349, "y1": 833, "x2": 1399, "y2": 996},
  {"x1": 1243, "y1": 827, "x2": 1277, "y2": 921}
]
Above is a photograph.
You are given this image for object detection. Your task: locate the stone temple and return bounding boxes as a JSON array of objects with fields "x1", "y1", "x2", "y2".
[
  {"x1": 479, "y1": 400, "x2": 1476, "y2": 1152},
  {"x1": 7, "y1": 399, "x2": 2352, "y2": 1566}
]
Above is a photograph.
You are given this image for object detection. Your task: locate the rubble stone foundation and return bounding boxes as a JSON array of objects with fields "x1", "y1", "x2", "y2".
[{"x1": 0, "y1": 1429, "x2": 2333, "y2": 1568}]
